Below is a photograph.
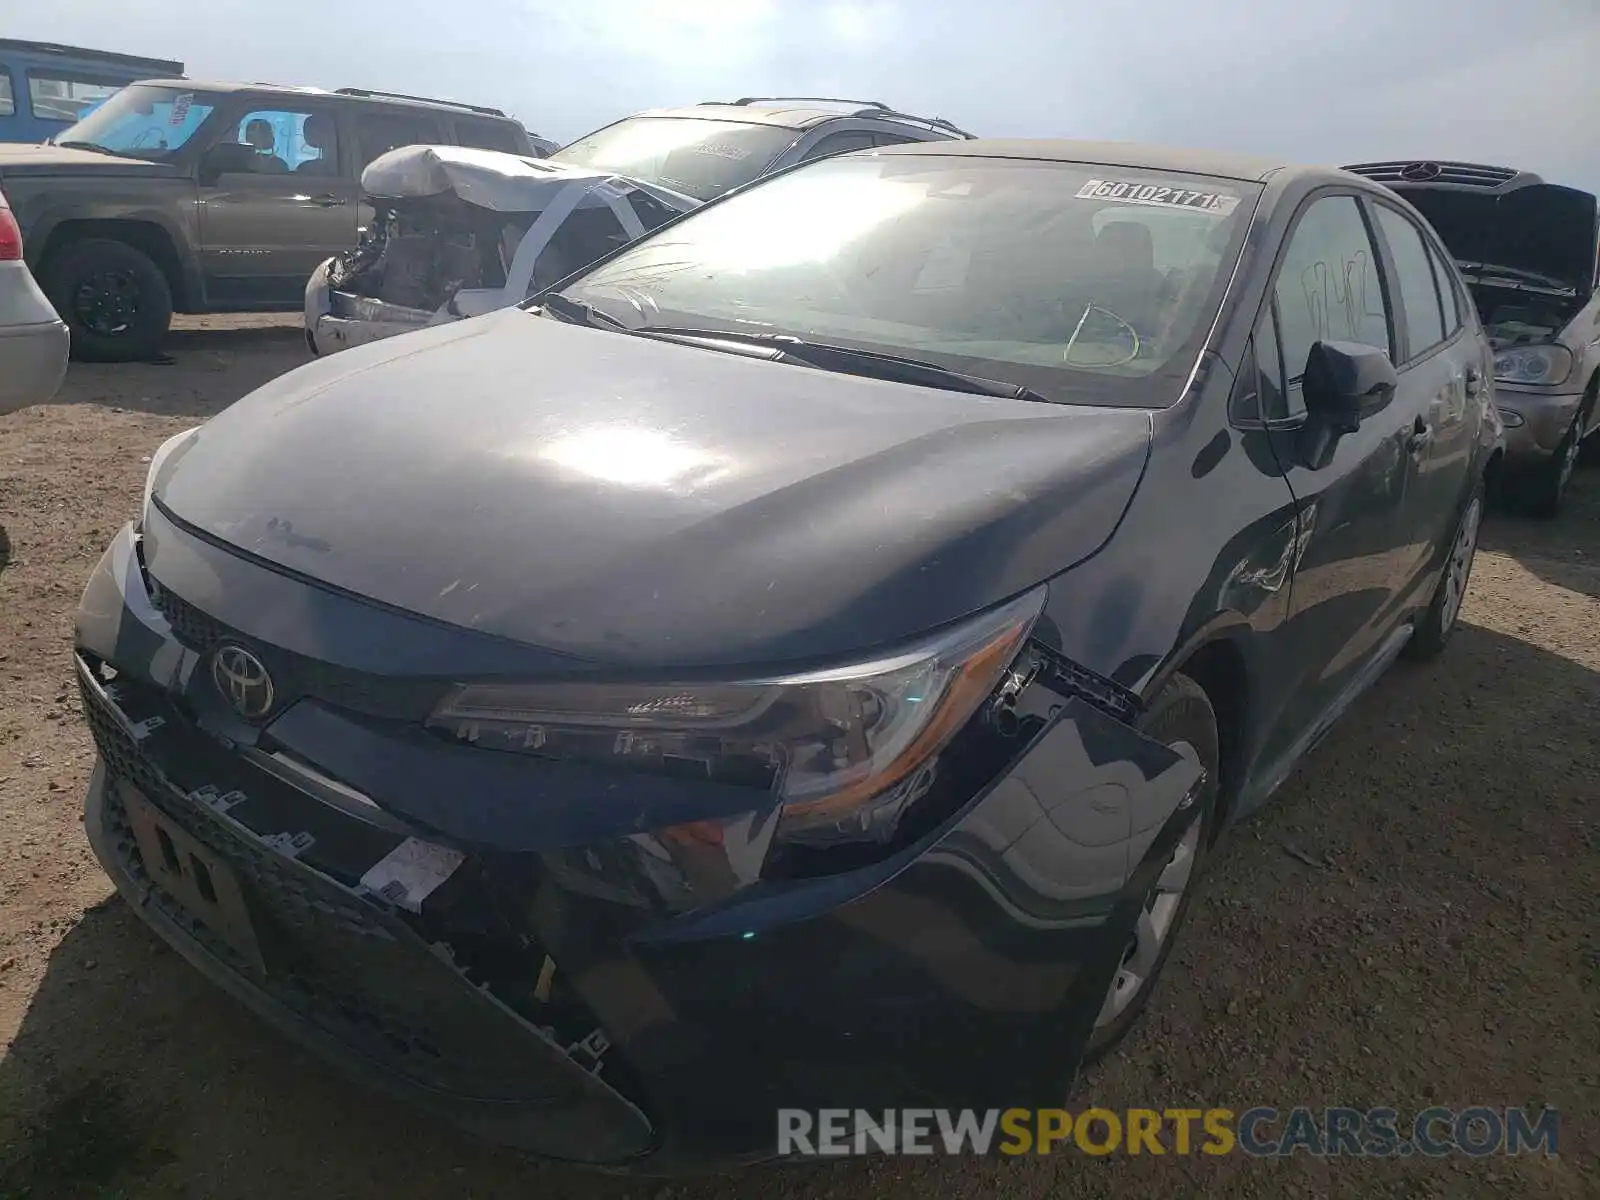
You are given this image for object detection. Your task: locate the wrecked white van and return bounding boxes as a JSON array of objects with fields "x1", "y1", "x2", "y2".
[{"x1": 304, "y1": 144, "x2": 697, "y2": 355}]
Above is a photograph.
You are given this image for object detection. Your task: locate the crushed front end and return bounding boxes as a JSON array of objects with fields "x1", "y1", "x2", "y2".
[{"x1": 76, "y1": 505, "x2": 1202, "y2": 1170}]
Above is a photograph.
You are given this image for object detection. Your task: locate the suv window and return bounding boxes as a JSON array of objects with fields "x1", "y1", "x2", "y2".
[
  {"x1": 801, "y1": 131, "x2": 876, "y2": 161},
  {"x1": 355, "y1": 110, "x2": 443, "y2": 166},
  {"x1": 0, "y1": 73, "x2": 14, "y2": 117},
  {"x1": 1373, "y1": 203, "x2": 1446, "y2": 357},
  {"x1": 226, "y1": 108, "x2": 339, "y2": 176},
  {"x1": 26, "y1": 74, "x2": 120, "y2": 123},
  {"x1": 452, "y1": 116, "x2": 525, "y2": 154},
  {"x1": 1274, "y1": 195, "x2": 1392, "y2": 392}
]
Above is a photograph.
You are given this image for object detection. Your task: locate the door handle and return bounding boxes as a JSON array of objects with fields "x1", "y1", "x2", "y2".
[
  {"x1": 308, "y1": 194, "x2": 347, "y2": 207},
  {"x1": 1407, "y1": 415, "x2": 1433, "y2": 455},
  {"x1": 1463, "y1": 365, "x2": 1482, "y2": 397}
]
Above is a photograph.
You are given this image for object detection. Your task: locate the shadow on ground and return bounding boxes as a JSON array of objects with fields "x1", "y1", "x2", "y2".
[
  {"x1": 1481, "y1": 467, "x2": 1600, "y2": 601},
  {"x1": 2, "y1": 620, "x2": 1596, "y2": 1200},
  {"x1": 44, "y1": 324, "x2": 312, "y2": 421}
]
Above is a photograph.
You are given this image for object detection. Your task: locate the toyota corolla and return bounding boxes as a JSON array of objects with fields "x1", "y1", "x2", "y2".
[{"x1": 75, "y1": 139, "x2": 1502, "y2": 1171}]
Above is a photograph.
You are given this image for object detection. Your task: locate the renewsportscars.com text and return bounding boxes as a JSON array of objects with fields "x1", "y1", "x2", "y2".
[{"x1": 777, "y1": 1106, "x2": 1560, "y2": 1158}]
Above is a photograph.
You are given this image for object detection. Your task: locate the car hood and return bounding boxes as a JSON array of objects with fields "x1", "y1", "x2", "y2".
[
  {"x1": 1388, "y1": 182, "x2": 1599, "y2": 293},
  {"x1": 0, "y1": 144, "x2": 180, "y2": 179},
  {"x1": 153, "y1": 309, "x2": 1152, "y2": 669}
]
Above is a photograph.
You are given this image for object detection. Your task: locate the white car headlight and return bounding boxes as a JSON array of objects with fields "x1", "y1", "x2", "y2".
[
  {"x1": 427, "y1": 587, "x2": 1046, "y2": 850},
  {"x1": 141, "y1": 426, "x2": 201, "y2": 525},
  {"x1": 1493, "y1": 345, "x2": 1573, "y2": 387}
]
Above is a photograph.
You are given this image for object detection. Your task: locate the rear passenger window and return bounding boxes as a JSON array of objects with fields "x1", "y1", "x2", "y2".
[
  {"x1": 1274, "y1": 195, "x2": 1392, "y2": 389},
  {"x1": 1425, "y1": 240, "x2": 1462, "y2": 335},
  {"x1": 1373, "y1": 204, "x2": 1447, "y2": 357},
  {"x1": 452, "y1": 117, "x2": 526, "y2": 154},
  {"x1": 872, "y1": 132, "x2": 918, "y2": 147},
  {"x1": 0, "y1": 73, "x2": 13, "y2": 117},
  {"x1": 355, "y1": 112, "x2": 443, "y2": 166}
]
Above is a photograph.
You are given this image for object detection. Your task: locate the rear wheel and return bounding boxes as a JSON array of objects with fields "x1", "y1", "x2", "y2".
[
  {"x1": 42, "y1": 237, "x2": 173, "y2": 363},
  {"x1": 1083, "y1": 671, "x2": 1219, "y2": 1063},
  {"x1": 1405, "y1": 477, "x2": 1484, "y2": 662}
]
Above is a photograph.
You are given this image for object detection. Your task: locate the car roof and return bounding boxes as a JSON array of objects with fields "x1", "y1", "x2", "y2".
[
  {"x1": 131, "y1": 79, "x2": 515, "y2": 119},
  {"x1": 873, "y1": 137, "x2": 1307, "y2": 184},
  {"x1": 627, "y1": 99, "x2": 972, "y2": 138}
]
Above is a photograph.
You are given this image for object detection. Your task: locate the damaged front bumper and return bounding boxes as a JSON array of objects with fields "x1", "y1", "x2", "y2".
[
  {"x1": 1493, "y1": 384, "x2": 1586, "y2": 464},
  {"x1": 304, "y1": 258, "x2": 437, "y2": 357},
  {"x1": 75, "y1": 514, "x2": 1203, "y2": 1170}
]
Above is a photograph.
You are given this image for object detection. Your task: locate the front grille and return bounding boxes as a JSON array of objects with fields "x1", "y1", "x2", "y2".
[
  {"x1": 1343, "y1": 160, "x2": 1520, "y2": 189},
  {"x1": 79, "y1": 660, "x2": 605, "y2": 1108},
  {"x1": 147, "y1": 577, "x2": 447, "y2": 721}
]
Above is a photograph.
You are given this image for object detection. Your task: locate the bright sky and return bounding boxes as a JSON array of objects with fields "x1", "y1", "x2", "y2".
[{"x1": 9, "y1": 0, "x2": 1600, "y2": 190}]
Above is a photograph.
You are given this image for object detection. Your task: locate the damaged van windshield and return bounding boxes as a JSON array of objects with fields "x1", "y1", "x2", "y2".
[
  {"x1": 551, "y1": 117, "x2": 800, "y2": 202},
  {"x1": 52, "y1": 84, "x2": 219, "y2": 160}
]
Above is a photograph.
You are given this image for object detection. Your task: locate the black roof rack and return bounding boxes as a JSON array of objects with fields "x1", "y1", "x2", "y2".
[
  {"x1": 0, "y1": 38, "x2": 183, "y2": 76},
  {"x1": 335, "y1": 87, "x2": 505, "y2": 118},
  {"x1": 720, "y1": 96, "x2": 975, "y2": 139}
]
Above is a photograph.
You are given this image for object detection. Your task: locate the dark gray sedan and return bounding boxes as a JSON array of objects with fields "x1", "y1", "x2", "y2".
[{"x1": 75, "y1": 139, "x2": 1501, "y2": 1171}]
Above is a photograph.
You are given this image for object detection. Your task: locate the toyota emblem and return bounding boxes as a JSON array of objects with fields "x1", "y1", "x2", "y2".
[
  {"x1": 1399, "y1": 162, "x2": 1443, "y2": 182},
  {"x1": 211, "y1": 644, "x2": 276, "y2": 720}
]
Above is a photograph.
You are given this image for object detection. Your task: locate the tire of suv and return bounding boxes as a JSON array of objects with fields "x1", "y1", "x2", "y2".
[
  {"x1": 1082, "y1": 670, "x2": 1219, "y2": 1064},
  {"x1": 1513, "y1": 410, "x2": 1582, "y2": 518},
  {"x1": 1405, "y1": 475, "x2": 1485, "y2": 662},
  {"x1": 42, "y1": 237, "x2": 174, "y2": 363}
]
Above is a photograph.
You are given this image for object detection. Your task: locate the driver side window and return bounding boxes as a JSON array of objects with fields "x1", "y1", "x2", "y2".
[{"x1": 1273, "y1": 195, "x2": 1393, "y2": 413}]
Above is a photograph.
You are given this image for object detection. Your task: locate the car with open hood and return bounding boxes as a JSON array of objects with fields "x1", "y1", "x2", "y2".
[
  {"x1": 304, "y1": 145, "x2": 697, "y2": 356},
  {"x1": 1345, "y1": 160, "x2": 1600, "y2": 515},
  {"x1": 76, "y1": 139, "x2": 1501, "y2": 1171}
]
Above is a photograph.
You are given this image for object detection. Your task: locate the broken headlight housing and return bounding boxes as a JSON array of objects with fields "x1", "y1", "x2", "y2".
[
  {"x1": 426, "y1": 588, "x2": 1045, "y2": 849},
  {"x1": 140, "y1": 426, "x2": 201, "y2": 526}
]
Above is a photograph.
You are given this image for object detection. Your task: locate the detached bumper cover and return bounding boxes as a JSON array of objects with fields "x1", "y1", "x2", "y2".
[{"x1": 76, "y1": 519, "x2": 1202, "y2": 1169}]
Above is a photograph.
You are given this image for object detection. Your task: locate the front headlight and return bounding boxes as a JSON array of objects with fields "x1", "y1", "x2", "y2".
[
  {"x1": 427, "y1": 587, "x2": 1046, "y2": 849},
  {"x1": 141, "y1": 426, "x2": 201, "y2": 524},
  {"x1": 1493, "y1": 345, "x2": 1573, "y2": 387}
]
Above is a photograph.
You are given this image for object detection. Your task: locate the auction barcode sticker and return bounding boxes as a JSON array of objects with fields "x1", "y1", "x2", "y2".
[{"x1": 1076, "y1": 179, "x2": 1240, "y2": 215}]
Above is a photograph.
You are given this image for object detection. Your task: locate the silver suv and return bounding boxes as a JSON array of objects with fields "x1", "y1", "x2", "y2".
[
  {"x1": 550, "y1": 96, "x2": 974, "y2": 203},
  {"x1": 0, "y1": 80, "x2": 545, "y2": 361}
]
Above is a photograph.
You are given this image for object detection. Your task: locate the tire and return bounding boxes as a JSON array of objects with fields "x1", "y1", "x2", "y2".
[
  {"x1": 1405, "y1": 476, "x2": 1484, "y2": 662},
  {"x1": 1514, "y1": 406, "x2": 1586, "y2": 518},
  {"x1": 1082, "y1": 671, "x2": 1220, "y2": 1063},
  {"x1": 41, "y1": 237, "x2": 173, "y2": 363}
]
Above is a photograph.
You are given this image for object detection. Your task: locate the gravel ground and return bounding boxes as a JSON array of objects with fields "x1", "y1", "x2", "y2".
[{"x1": 1, "y1": 316, "x2": 1596, "y2": 1199}]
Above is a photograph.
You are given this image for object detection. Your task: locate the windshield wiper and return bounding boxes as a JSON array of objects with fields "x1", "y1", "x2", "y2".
[
  {"x1": 538, "y1": 296, "x2": 1058, "y2": 403},
  {"x1": 636, "y1": 327, "x2": 1059, "y2": 404},
  {"x1": 537, "y1": 292, "x2": 633, "y2": 330},
  {"x1": 54, "y1": 141, "x2": 129, "y2": 158}
]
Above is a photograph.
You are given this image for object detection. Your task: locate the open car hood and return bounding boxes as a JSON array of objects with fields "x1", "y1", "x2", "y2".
[
  {"x1": 1343, "y1": 163, "x2": 1598, "y2": 293},
  {"x1": 359, "y1": 144, "x2": 698, "y2": 214}
]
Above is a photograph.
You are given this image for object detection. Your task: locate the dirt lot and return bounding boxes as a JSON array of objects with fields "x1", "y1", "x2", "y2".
[{"x1": 1, "y1": 316, "x2": 1596, "y2": 1199}]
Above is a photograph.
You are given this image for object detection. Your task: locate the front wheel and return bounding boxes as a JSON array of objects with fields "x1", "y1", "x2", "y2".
[
  {"x1": 1083, "y1": 671, "x2": 1220, "y2": 1063},
  {"x1": 42, "y1": 237, "x2": 174, "y2": 363},
  {"x1": 1513, "y1": 410, "x2": 1584, "y2": 518},
  {"x1": 1405, "y1": 478, "x2": 1484, "y2": 662}
]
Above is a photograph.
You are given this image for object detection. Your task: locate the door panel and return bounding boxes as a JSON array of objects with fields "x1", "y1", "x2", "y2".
[
  {"x1": 198, "y1": 105, "x2": 357, "y2": 306},
  {"x1": 1369, "y1": 200, "x2": 1476, "y2": 597},
  {"x1": 1252, "y1": 193, "x2": 1415, "y2": 774}
]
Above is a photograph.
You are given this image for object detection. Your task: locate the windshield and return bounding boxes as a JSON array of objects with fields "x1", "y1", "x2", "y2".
[
  {"x1": 551, "y1": 117, "x2": 801, "y2": 202},
  {"x1": 555, "y1": 155, "x2": 1257, "y2": 405},
  {"x1": 52, "y1": 84, "x2": 219, "y2": 160}
]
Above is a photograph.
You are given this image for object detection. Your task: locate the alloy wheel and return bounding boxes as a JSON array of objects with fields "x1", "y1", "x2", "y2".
[
  {"x1": 1439, "y1": 495, "x2": 1482, "y2": 636},
  {"x1": 1094, "y1": 739, "x2": 1203, "y2": 1029}
]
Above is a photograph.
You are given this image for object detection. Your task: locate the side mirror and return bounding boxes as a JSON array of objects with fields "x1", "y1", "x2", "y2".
[
  {"x1": 199, "y1": 142, "x2": 256, "y2": 185},
  {"x1": 1302, "y1": 340, "x2": 1398, "y2": 434}
]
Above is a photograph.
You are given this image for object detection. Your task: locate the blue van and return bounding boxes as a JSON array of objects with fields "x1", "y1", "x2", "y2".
[{"x1": 0, "y1": 40, "x2": 184, "y2": 144}]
